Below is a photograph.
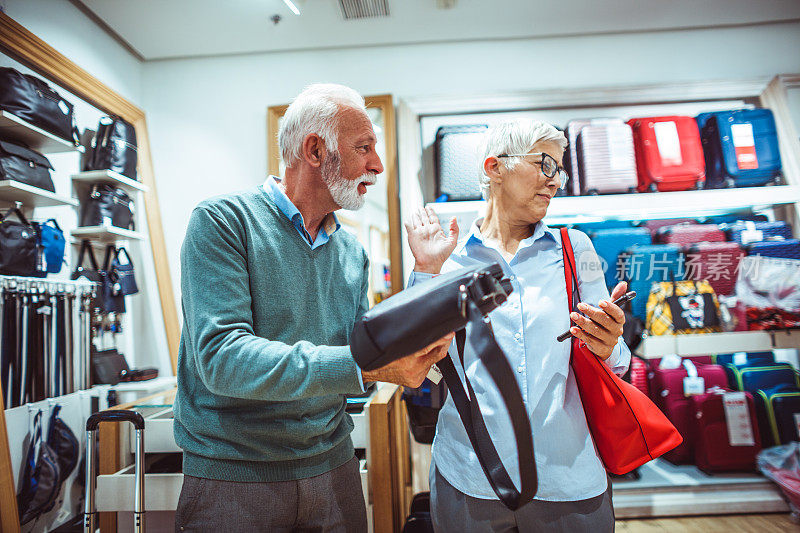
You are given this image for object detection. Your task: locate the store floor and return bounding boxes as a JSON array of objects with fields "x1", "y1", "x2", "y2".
[{"x1": 617, "y1": 513, "x2": 798, "y2": 532}]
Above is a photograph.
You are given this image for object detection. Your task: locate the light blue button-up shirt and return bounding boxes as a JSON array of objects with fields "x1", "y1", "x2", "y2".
[
  {"x1": 262, "y1": 176, "x2": 340, "y2": 249},
  {"x1": 409, "y1": 219, "x2": 631, "y2": 502}
]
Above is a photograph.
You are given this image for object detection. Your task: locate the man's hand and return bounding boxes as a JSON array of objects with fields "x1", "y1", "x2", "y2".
[
  {"x1": 569, "y1": 281, "x2": 627, "y2": 361},
  {"x1": 405, "y1": 206, "x2": 459, "y2": 275},
  {"x1": 361, "y1": 333, "x2": 454, "y2": 388}
]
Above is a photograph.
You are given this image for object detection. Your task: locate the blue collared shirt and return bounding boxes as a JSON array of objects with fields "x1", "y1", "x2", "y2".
[
  {"x1": 263, "y1": 176, "x2": 365, "y2": 391},
  {"x1": 409, "y1": 219, "x2": 630, "y2": 502},
  {"x1": 263, "y1": 176, "x2": 340, "y2": 249}
]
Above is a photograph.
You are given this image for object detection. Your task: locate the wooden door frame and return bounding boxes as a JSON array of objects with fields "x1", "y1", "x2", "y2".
[
  {"x1": 267, "y1": 94, "x2": 403, "y2": 296},
  {"x1": 0, "y1": 13, "x2": 181, "y2": 532}
]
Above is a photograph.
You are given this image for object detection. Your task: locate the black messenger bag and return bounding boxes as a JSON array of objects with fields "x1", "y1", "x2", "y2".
[
  {"x1": 84, "y1": 116, "x2": 138, "y2": 180},
  {"x1": 0, "y1": 67, "x2": 79, "y2": 145},
  {"x1": 0, "y1": 140, "x2": 56, "y2": 192},
  {"x1": 80, "y1": 184, "x2": 135, "y2": 229},
  {"x1": 351, "y1": 263, "x2": 538, "y2": 510},
  {"x1": 0, "y1": 206, "x2": 39, "y2": 276}
]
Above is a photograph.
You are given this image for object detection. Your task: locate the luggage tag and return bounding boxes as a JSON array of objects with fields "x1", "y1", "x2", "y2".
[
  {"x1": 723, "y1": 391, "x2": 755, "y2": 446},
  {"x1": 606, "y1": 126, "x2": 632, "y2": 171},
  {"x1": 653, "y1": 121, "x2": 683, "y2": 167},
  {"x1": 682, "y1": 360, "x2": 705, "y2": 396},
  {"x1": 730, "y1": 122, "x2": 758, "y2": 170},
  {"x1": 740, "y1": 221, "x2": 763, "y2": 246},
  {"x1": 426, "y1": 363, "x2": 443, "y2": 385},
  {"x1": 733, "y1": 351, "x2": 748, "y2": 366}
]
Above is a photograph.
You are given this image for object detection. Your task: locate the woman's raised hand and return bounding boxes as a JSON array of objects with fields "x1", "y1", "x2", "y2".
[{"x1": 404, "y1": 206, "x2": 459, "y2": 274}]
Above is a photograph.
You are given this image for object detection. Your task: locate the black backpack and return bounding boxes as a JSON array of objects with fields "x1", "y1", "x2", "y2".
[{"x1": 84, "y1": 116, "x2": 138, "y2": 180}]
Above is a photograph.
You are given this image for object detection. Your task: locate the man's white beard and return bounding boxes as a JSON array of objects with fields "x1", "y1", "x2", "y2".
[{"x1": 321, "y1": 150, "x2": 376, "y2": 211}]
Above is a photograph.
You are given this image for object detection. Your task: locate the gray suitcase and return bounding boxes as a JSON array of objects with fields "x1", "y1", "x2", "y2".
[
  {"x1": 577, "y1": 123, "x2": 639, "y2": 195},
  {"x1": 434, "y1": 124, "x2": 487, "y2": 201},
  {"x1": 565, "y1": 118, "x2": 623, "y2": 196}
]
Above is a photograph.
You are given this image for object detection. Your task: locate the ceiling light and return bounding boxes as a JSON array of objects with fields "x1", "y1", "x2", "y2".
[{"x1": 283, "y1": 0, "x2": 301, "y2": 15}]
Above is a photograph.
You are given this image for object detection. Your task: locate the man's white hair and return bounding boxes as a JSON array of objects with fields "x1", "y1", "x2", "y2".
[
  {"x1": 278, "y1": 83, "x2": 367, "y2": 167},
  {"x1": 479, "y1": 120, "x2": 567, "y2": 199}
]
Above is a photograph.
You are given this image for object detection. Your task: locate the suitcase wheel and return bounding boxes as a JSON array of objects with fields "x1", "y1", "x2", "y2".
[
  {"x1": 627, "y1": 187, "x2": 638, "y2": 194},
  {"x1": 587, "y1": 189, "x2": 599, "y2": 196},
  {"x1": 648, "y1": 183, "x2": 658, "y2": 193}
]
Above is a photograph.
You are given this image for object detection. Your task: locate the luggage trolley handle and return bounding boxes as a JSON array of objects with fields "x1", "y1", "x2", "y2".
[{"x1": 85, "y1": 410, "x2": 146, "y2": 533}]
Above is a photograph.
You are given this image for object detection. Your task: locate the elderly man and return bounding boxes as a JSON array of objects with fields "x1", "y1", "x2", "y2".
[
  {"x1": 174, "y1": 84, "x2": 451, "y2": 532},
  {"x1": 406, "y1": 119, "x2": 630, "y2": 532}
]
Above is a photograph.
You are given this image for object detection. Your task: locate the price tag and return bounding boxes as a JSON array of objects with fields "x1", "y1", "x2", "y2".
[
  {"x1": 683, "y1": 376, "x2": 705, "y2": 396},
  {"x1": 723, "y1": 392, "x2": 755, "y2": 446},
  {"x1": 733, "y1": 352, "x2": 748, "y2": 366},
  {"x1": 426, "y1": 364, "x2": 443, "y2": 385},
  {"x1": 653, "y1": 121, "x2": 683, "y2": 166},
  {"x1": 731, "y1": 123, "x2": 758, "y2": 170}
]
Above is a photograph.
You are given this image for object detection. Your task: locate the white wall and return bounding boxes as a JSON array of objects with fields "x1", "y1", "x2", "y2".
[{"x1": 141, "y1": 21, "x2": 800, "y2": 308}]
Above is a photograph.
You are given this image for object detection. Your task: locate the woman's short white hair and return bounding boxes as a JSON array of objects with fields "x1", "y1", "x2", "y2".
[
  {"x1": 479, "y1": 120, "x2": 567, "y2": 199},
  {"x1": 278, "y1": 83, "x2": 367, "y2": 167}
]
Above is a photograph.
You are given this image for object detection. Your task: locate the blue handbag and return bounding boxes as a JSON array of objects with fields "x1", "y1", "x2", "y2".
[{"x1": 34, "y1": 219, "x2": 65, "y2": 273}]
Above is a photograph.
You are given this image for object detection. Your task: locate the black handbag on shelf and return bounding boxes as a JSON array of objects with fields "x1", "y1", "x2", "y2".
[
  {"x1": 0, "y1": 140, "x2": 56, "y2": 192},
  {"x1": 100, "y1": 246, "x2": 126, "y2": 314},
  {"x1": 351, "y1": 263, "x2": 538, "y2": 511},
  {"x1": 105, "y1": 245, "x2": 138, "y2": 296},
  {"x1": 0, "y1": 206, "x2": 40, "y2": 276},
  {"x1": 71, "y1": 239, "x2": 108, "y2": 311},
  {"x1": 0, "y1": 67, "x2": 80, "y2": 145},
  {"x1": 84, "y1": 116, "x2": 138, "y2": 180},
  {"x1": 92, "y1": 347, "x2": 157, "y2": 385},
  {"x1": 80, "y1": 183, "x2": 135, "y2": 230}
]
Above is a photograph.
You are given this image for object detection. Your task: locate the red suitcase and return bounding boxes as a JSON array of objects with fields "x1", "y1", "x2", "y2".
[
  {"x1": 642, "y1": 218, "x2": 697, "y2": 238},
  {"x1": 657, "y1": 223, "x2": 726, "y2": 246},
  {"x1": 685, "y1": 242, "x2": 745, "y2": 296},
  {"x1": 692, "y1": 390, "x2": 761, "y2": 473},
  {"x1": 649, "y1": 360, "x2": 729, "y2": 464},
  {"x1": 628, "y1": 116, "x2": 706, "y2": 192}
]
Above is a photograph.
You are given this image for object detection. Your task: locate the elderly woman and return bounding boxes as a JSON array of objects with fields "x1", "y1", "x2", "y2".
[{"x1": 406, "y1": 120, "x2": 630, "y2": 532}]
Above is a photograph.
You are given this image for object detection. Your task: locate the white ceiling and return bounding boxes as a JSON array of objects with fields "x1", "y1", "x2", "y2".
[{"x1": 77, "y1": 0, "x2": 800, "y2": 61}]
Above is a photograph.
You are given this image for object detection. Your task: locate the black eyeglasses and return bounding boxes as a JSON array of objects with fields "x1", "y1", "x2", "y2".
[{"x1": 496, "y1": 152, "x2": 569, "y2": 190}]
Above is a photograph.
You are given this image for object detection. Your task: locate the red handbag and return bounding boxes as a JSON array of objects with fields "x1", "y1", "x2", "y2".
[{"x1": 560, "y1": 228, "x2": 682, "y2": 474}]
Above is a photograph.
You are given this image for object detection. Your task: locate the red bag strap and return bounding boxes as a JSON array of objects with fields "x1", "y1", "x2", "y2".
[{"x1": 560, "y1": 228, "x2": 581, "y2": 313}]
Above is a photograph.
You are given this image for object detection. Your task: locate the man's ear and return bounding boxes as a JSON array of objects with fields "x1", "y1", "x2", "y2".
[{"x1": 301, "y1": 133, "x2": 325, "y2": 167}]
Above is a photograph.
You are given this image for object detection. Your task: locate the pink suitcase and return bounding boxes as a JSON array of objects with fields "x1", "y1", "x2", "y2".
[
  {"x1": 657, "y1": 223, "x2": 726, "y2": 247},
  {"x1": 576, "y1": 123, "x2": 639, "y2": 195},
  {"x1": 685, "y1": 242, "x2": 745, "y2": 296},
  {"x1": 642, "y1": 218, "x2": 697, "y2": 237},
  {"x1": 628, "y1": 116, "x2": 706, "y2": 192},
  {"x1": 565, "y1": 118, "x2": 624, "y2": 196},
  {"x1": 692, "y1": 390, "x2": 761, "y2": 473},
  {"x1": 649, "y1": 361, "x2": 729, "y2": 464}
]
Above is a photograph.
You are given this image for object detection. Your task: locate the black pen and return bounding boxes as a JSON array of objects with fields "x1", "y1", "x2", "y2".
[{"x1": 557, "y1": 291, "x2": 636, "y2": 342}]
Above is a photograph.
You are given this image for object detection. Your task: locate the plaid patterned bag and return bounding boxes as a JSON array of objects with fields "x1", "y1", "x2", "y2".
[{"x1": 646, "y1": 279, "x2": 722, "y2": 335}]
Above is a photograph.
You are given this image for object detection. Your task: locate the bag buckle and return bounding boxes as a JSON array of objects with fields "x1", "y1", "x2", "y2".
[{"x1": 459, "y1": 272, "x2": 510, "y2": 318}]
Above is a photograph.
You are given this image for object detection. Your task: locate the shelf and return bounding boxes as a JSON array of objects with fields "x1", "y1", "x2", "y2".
[
  {"x1": 71, "y1": 170, "x2": 148, "y2": 194},
  {"x1": 0, "y1": 180, "x2": 78, "y2": 207},
  {"x1": 0, "y1": 110, "x2": 84, "y2": 154},
  {"x1": 428, "y1": 185, "x2": 800, "y2": 229},
  {"x1": 612, "y1": 459, "x2": 788, "y2": 518},
  {"x1": 70, "y1": 225, "x2": 145, "y2": 243},
  {"x1": 636, "y1": 330, "x2": 800, "y2": 359}
]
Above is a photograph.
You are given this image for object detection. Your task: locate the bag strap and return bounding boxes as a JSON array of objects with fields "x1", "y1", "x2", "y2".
[
  {"x1": 560, "y1": 228, "x2": 582, "y2": 310},
  {"x1": 115, "y1": 246, "x2": 133, "y2": 267},
  {"x1": 102, "y1": 245, "x2": 117, "y2": 271},
  {"x1": 76, "y1": 240, "x2": 100, "y2": 271},
  {"x1": 2, "y1": 206, "x2": 32, "y2": 227},
  {"x1": 437, "y1": 296, "x2": 537, "y2": 510}
]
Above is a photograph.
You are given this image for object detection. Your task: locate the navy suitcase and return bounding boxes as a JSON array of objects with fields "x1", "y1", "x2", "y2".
[
  {"x1": 754, "y1": 383, "x2": 800, "y2": 446},
  {"x1": 700, "y1": 109, "x2": 782, "y2": 188},
  {"x1": 713, "y1": 351, "x2": 775, "y2": 367},
  {"x1": 620, "y1": 243, "x2": 684, "y2": 321},
  {"x1": 726, "y1": 221, "x2": 793, "y2": 244},
  {"x1": 747, "y1": 239, "x2": 800, "y2": 260},
  {"x1": 726, "y1": 363, "x2": 800, "y2": 393},
  {"x1": 434, "y1": 125, "x2": 488, "y2": 201},
  {"x1": 588, "y1": 228, "x2": 652, "y2": 290}
]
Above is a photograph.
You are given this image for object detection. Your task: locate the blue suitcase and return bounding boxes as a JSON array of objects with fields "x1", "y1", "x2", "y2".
[
  {"x1": 713, "y1": 351, "x2": 774, "y2": 367},
  {"x1": 620, "y1": 243, "x2": 684, "y2": 321},
  {"x1": 726, "y1": 221, "x2": 793, "y2": 244},
  {"x1": 700, "y1": 109, "x2": 782, "y2": 188},
  {"x1": 573, "y1": 220, "x2": 634, "y2": 233},
  {"x1": 747, "y1": 239, "x2": 800, "y2": 260},
  {"x1": 588, "y1": 228, "x2": 652, "y2": 290},
  {"x1": 726, "y1": 363, "x2": 800, "y2": 392},
  {"x1": 754, "y1": 383, "x2": 800, "y2": 446},
  {"x1": 702, "y1": 213, "x2": 768, "y2": 225}
]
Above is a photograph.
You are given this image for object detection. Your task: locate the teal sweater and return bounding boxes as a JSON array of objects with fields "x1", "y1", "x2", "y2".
[{"x1": 173, "y1": 187, "x2": 369, "y2": 482}]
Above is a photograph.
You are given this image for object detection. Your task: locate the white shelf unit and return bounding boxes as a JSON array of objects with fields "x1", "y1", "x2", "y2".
[
  {"x1": 71, "y1": 225, "x2": 146, "y2": 243},
  {"x1": 71, "y1": 169, "x2": 149, "y2": 195},
  {"x1": 636, "y1": 330, "x2": 800, "y2": 359},
  {"x1": 0, "y1": 179, "x2": 78, "y2": 207},
  {"x1": 428, "y1": 186, "x2": 800, "y2": 231},
  {"x1": 0, "y1": 110, "x2": 84, "y2": 154}
]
